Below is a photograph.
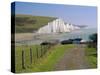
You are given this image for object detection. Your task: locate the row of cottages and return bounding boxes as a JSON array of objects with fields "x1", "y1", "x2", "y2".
[{"x1": 37, "y1": 18, "x2": 80, "y2": 34}]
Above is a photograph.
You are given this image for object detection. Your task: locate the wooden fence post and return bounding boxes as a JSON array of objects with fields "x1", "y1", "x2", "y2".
[
  {"x1": 22, "y1": 50, "x2": 25, "y2": 69},
  {"x1": 40, "y1": 45, "x2": 43, "y2": 57},
  {"x1": 36, "y1": 46, "x2": 38, "y2": 58},
  {"x1": 44, "y1": 45, "x2": 46, "y2": 54},
  {"x1": 43, "y1": 45, "x2": 45, "y2": 55},
  {"x1": 30, "y1": 48, "x2": 32, "y2": 64}
]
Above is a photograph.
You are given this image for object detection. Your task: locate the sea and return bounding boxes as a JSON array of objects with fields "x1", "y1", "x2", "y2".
[
  {"x1": 16, "y1": 28, "x2": 97, "y2": 45},
  {"x1": 60, "y1": 28, "x2": 97, "y2": 41}
]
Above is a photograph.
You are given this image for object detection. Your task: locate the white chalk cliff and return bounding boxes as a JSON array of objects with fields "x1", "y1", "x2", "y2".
[{"x1": 37, "y1": 18, "x2": 81, "y2": 34}]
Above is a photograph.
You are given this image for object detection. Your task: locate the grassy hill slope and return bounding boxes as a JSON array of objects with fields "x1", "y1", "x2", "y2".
[{"x1": 15, "y1": 14, "x2": 56, "y2": 33}]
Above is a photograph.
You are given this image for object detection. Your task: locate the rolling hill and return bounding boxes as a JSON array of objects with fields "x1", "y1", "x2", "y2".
[{"x1": 15, "y1": 14, "x2": 56, "y2": 33}]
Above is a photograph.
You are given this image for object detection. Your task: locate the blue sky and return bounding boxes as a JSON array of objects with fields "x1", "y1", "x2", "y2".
[{"x1": 14, "y1": 2, "x2": 97, "y2": 28}]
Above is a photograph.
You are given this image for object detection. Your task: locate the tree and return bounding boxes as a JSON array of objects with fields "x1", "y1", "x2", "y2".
[
  {"x1": 89, "y1": 33, "x2": 97, "y2": 43},
  {"x1": 89, "y1": 33, "x2": 97, "y2": 48}
]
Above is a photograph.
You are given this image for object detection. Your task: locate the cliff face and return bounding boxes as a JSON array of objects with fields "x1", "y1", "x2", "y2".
[{"x1": 37, "y1": 18, "x2": 81, "y2": 34}]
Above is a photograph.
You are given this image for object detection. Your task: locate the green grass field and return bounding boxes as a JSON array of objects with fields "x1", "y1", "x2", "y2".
[
  {"x1": 15, "y1": 14, "x2": 56, "y2": 33},
  {"x1": 15, "y1": 44, "x2": 74, "y2": 73},
  {"x1": 85, "y1": 47, "x2": 97, "y2": 68}
]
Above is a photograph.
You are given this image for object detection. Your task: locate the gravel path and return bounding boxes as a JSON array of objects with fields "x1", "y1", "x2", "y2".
[{"x1": 54, "y1": 44, "x2": 89, "y2": 71}]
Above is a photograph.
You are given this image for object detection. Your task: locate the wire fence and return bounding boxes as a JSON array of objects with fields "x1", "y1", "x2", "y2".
[{"x1": 16, "y1": 44, "x2": 52, "y2": 70}]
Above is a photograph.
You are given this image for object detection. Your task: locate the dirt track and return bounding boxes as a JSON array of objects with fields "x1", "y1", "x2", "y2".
[{"x1": 54, "y1": 44, "x2": 89, "y2": 70}]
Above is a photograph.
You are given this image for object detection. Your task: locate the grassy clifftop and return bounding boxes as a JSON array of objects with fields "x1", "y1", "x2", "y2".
[{"x1": 15, "y1": 14, "x2": 56, "y2": 33}]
